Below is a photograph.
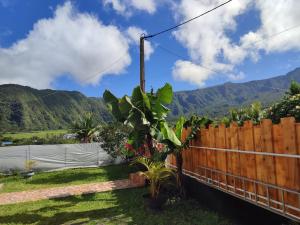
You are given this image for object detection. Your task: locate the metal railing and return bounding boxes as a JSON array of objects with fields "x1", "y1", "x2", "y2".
[
  {"x1": 189, "y1": 145, "x2": 300, "y2": 159},
  {"x1": 167, "y1": 163, "x2": 300, "y2": 222}
]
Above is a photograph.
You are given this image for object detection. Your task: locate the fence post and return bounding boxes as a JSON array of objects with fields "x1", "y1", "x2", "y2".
[
  {"x1": 97, "y1": 145, "x2": 100, "y2": 166},
  {"x1": 26, "y1": 145, "x2": 29, "y2": 170},
  {"x1": 64, "y1": 147, "x2": 67, "y2": 168},
  {"x1": 28, "y1": 145, "x2": 31, "y2": 161}
]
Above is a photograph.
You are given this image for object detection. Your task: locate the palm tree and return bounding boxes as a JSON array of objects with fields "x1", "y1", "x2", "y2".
[{"x1": 71, "y1": 112, "x2": 100, "y2": 143}]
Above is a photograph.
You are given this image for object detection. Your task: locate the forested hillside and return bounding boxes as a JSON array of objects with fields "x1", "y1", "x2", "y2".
[{"x1": 1, "y1": 68, "x2": 299, "y2": 131}]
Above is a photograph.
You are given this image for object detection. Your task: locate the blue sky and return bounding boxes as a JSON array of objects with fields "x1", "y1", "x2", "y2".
[{"x1": 0, "y1": 0, "x2": 299, "y2": 97}]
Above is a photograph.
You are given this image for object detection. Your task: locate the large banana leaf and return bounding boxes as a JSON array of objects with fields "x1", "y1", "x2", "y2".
[
  {"x1": 157, "y1": 83, "x2": 173, "y2": 104},
  {"x1": 131, "y1": 86, "x2": 151, "y2": 111},
  {"x1": 103, "y1": 90, "x2": 124, "y2": 122},
  {"x1": 175, "y1": 116, "x2": 186, "y2": 140},
  {"x1": 160, "y1": 122, "x2": 181, "y2": 147},
  {"x1": 126, "y1": 107, "x2": 150, "y2": 130},
  {"x1": 119, "y1": 96, "x2": 133, "y2": 117}
]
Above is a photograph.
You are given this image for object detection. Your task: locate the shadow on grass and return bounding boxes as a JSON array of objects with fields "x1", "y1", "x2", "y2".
[
  {"x1": 0, "y1": 185, "x2": 232, "y2": 225},
  {"x1": 0, "y1": 189, "x2": 144, "y2": 225},
  {"x1": 0, "y1": 164, "x2": 241, "y2": 225},
  {"x1": 28, "y1": 171, "x2": 105, "y2": 185},
  {"x1": 28, "y1": 163, "x2": 137, "y2": 185}
]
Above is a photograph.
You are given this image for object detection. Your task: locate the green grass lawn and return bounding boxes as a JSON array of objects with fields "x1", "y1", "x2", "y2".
[
  {"x1": 0, "y1": 188, "x2": 233, "y2": 225},
  {"x1": 0, "y1": 164, "x2": 137, "y2": 193},
  {"x1": 2, "y1": 130, "x2": 68, "y2": 140}
]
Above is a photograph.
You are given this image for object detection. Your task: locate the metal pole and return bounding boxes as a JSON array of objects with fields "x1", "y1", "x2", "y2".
[
  {"x1": 140, "y1": 35, "x2": 145, "y2": 92},
  {"x1": 28, "y1": 145, "x2": 31, "y2": 161},
  {"x1": 97, "y1": 148, "x2": 100, "y2": 166},
  {"x1": 64, "y1": 147, "x2": 67, "y2": 168}
]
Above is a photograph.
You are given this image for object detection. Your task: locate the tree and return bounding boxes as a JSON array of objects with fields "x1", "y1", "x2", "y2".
[
  {"x1": 71, "y1": 112, "x2": 100, "y2": 143},
  {"x1": 103, "y1": 84, "x2": 181, "y2": 160}
]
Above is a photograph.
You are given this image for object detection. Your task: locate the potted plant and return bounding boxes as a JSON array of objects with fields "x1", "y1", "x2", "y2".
[
  {"x1": 133, "y1": 157, "x2": 175, "y2": 211},
  {"x1": 23, "y1": 160, "x2": 37, "y2": 179}
]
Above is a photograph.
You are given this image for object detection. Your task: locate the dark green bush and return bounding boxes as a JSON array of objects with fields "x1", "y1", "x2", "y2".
[
  {"x1": 97, "y1": 122, "x2": 131, "y2": 159},
  {"x1": 265, "y1": 81, "x2": 300, "y2": 123}
]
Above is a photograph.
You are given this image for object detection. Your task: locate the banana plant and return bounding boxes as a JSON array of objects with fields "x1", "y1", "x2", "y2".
[
  {"x1": 166, "y1": 115, "x2": 212, "y2": 196},
  {"x1": 103, "y1": 83, "x2": 181, "y2": 159}
]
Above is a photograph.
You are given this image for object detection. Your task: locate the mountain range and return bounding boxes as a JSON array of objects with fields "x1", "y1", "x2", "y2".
[{"x1": 0, "y1": 67, "x2": 299, "y2": 132}]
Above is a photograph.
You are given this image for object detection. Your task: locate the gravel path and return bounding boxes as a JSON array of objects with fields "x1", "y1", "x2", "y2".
[{"x1": 0, "y1": 179, "x2": 140, "y2": 205}]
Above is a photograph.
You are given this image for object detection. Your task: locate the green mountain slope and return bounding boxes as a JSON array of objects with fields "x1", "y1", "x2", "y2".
[
  {"x1": 169, "y1": 67, "x2": 300, "y2": 119},
  {"x1": 0, "y1": 85, "x2": 112, "y2": 132},
  {"x1": 0, "y1": 67, "x2": 299, "y2": 132}
]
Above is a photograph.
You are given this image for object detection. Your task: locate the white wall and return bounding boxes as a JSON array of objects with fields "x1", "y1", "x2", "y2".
[{"x1": 0, "y1": 143, "x2": 122, "y2": 171}]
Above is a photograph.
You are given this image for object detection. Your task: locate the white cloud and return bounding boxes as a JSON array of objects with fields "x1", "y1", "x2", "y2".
[
  {"x1": 126, "y1": 26, "x2": 154, "y2": 60},
  {"x1": 240, "y1": 1, "x2": 300, "y2": 53},
  {"x1": 227, "y1": 71, "x2": 245, "y2": 81},
  {"x1": 103, "y1": 0, "x2": 156, "y2": 16},
  {"x1": 172, "y1": 0, "x2": 251, "y2": 86},
  {"x1": 172, "y1": 0, "x2": 300, "y2": 86},
  {"x1": 172, "y1": 60, "x2": 211, "y2": 86},
  {"x1": 0, "y1": 1, "x2": 135, "y2": 88}
]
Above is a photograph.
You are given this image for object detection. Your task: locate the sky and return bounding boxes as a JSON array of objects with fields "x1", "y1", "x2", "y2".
[{"x1": 0, "y1": 0, "x2": 300, "y2": 97}]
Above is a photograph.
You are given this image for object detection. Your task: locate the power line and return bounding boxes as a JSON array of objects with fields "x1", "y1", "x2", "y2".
[
  {"x1": 145, "y1": 0, "x2": 233, "y2": 39},
  {"x1": 158, "y1": 43, "x2": 289, "y2": 92},
  {"x1": 156, "y1": 21, "x2": 300, "y2": 73},
  {"x1": 38, "y1": 22, "x2": 299, "y2": 101},
  {"x1": 157, "y1": 44, "x2": 220, "y2": 74},
  {"x1": 243, "y1": 24, "x2": 300, "y2": 48},
  {"x1": 157, "y1": 44, "x2": 289, "y2": 92},
  {"x1": 84, "y1": 52, "x2": 128, "y2": 83}
]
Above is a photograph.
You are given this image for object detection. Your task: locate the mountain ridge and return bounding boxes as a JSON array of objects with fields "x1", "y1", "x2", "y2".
[
  {"x1": 169, "y1": 67, "x2": 300, "y2": 119},
  {"x1": 0, "y1": 67, "x2": 299, "y2": 132}
]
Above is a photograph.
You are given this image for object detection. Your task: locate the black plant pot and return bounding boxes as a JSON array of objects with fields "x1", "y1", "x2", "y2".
[
  {"x1": 143, "y1": 193, "x2": 167, "y2": 211},
  {"x1": 22, "y1": 171, "x2": 35, "y2": 179}
]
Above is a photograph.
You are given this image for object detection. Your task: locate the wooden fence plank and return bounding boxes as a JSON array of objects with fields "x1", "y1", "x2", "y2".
[
  {"x1": 241, "y1": 121, "x2": 257, "y2": 195},
  {"x1": 207, "y1": 125, "x2": 217, "y2": 180},
  {"x1": 229, "y1": 122, "x2": 241, "y2": 192},
  {"x1": 255, "y1": 119, "x2": 277, "y2": 205},
  {"x1": 199, "y1": 128, "x2": 208, "y2": 177},
  {"x1": 195, "y1": 130, "x2": 201, "y2": 174},
  {"x1": 225, "y1": 126, "x2": 233, "y2": 187},
  {"x1": 253, "y1": 123, "x2": 263, "y2": 196},
  {"x1": 216, "y1": 124, "x2": 227, "y2": 184},
  {"x1": 279, "y1": 117, "x2": 299, "y2": 213},
  {"x1": 278, "y1": 118, "x2": 298, "y2": 189}
]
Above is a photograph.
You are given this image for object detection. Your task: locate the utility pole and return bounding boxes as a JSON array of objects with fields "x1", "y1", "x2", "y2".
[
  {"x1": 140, "y1": 35, "x2": 145, "y2": 93},
  {"x1": 138, "y1": 1, "x2": 232, "y2": 93}
]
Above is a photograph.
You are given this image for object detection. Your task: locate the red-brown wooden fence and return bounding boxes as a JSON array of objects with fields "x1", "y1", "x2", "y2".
[{"x1": 167, "y1": 117, "x2": 300, "y2": 221}]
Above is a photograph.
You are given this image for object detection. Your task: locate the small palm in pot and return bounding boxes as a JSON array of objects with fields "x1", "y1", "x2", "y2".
[
  {"x1": 133, "y1": 157, "x2": 174, "y2": 210},
  {"x1": 24, "y1": 160, "x2": 37, "y2": 179}
]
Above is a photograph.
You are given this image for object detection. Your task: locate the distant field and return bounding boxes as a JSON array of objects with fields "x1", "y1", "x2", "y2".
[{"x1": 2, "y1": 130, "x2": 68, "y2": 140}]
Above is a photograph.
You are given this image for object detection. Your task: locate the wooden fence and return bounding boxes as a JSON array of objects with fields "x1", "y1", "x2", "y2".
[{"x1": 167, "y1": 117, "x2": 300, "y2": 221}]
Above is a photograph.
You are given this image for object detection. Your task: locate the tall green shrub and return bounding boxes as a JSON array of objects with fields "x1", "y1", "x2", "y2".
[
  {"x1": 98, "y1": 122, "x2": 131, "y2": 159},
  {"x1": 265, "y1": 81, "x2": 300, "y2": 123}
]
